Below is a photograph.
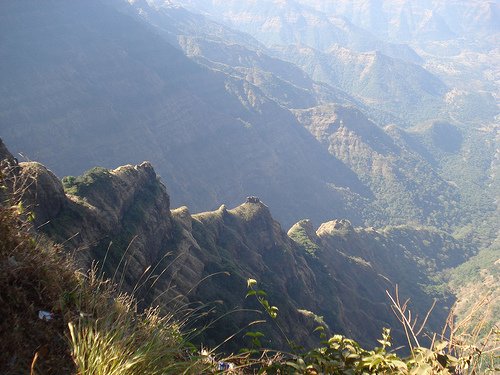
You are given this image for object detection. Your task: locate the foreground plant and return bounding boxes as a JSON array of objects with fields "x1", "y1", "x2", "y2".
[
  {"x1": 245, "y1": 279, "x2": 499, "y2": 374},
  {"x1": 67, "y1": 298, "x2": 200, "y2": 375}
]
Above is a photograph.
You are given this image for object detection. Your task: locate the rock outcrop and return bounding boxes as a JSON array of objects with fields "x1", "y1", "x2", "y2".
[{"x1": 1, "y1": 142, "x2": 471, "y2": 351}]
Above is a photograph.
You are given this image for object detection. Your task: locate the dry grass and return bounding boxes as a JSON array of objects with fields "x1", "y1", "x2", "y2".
[
  {"x1": 0, "y1": 165, "x2": 210, "y2": 374},
  {"x1": 387, "y1": 285, "x2": 499, "y2": 374},
  {"x1": 0, "y1": 198, "x2": 78, "y2": 373}
]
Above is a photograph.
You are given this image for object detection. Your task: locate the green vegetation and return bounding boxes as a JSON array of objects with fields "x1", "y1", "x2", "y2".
[
  {"x1": 244, "y1": 280, "x2": 499, "y2": 374},
  {"x1": 288, "y1": 221, "x2": 320, "y2": 256},
  {"x1": 409, "y1": 122, "x2": 498, "y2": 247},
  {"x1": 62, "y1": 167, "x2": 112, "y2": 196}
]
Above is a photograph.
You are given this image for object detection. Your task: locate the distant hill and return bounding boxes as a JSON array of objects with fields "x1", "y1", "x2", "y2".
[
  {"x1": 296, "y1": 0, "x2": 500, "y2": 43},
  {"x1": 169, "y1": 0, "x2": 498, "y2": 126},
  {"x1": 294, "y1": 0, "x2": 499, "y2": 123},
  {"x1": 0, "y1": 0, "x2": 370, "y2": 228},
  {"x1": 170, "y1": 0, "x2": 421, "y2": 63},
  {"x1": 274, "y1": 45, "x2": 447, "y2": 124},
  {"x1": 293, "y1": 104, "x2": 463, "y2": 228}
]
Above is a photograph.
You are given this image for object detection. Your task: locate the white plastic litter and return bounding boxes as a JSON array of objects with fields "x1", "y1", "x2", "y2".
[
  {"x1": 38, "y1": 310, "x2": 54, "y2": 321},
  {"x1": 218, "y1": 361, "x2": 235, "y2": 371}
]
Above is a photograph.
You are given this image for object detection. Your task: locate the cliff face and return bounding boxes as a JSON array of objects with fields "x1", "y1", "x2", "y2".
[
  {"x1": 3, "y1": 145, "x2": 470, "y2": 351},
  {"x1": 289, "y1": 219, "x2": 469, "y2": 343},
  {"x1": 5, "y1": 155, "x2": 326, "y2": 348}
]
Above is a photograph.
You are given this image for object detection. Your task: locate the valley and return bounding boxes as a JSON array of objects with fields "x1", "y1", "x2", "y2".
[{"x1": 0, "y1": 0, "x2": 498, "y2": 373}]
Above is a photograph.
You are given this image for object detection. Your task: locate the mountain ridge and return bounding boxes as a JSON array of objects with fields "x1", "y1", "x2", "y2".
[
  {"x1": 0, "y1": 0, "x2": 374, "y2": 229},
  {"x1": 0, "y1": 138, "x2": 470, "y2": 351}
]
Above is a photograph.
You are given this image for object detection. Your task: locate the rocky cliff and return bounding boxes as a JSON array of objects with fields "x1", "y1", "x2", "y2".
[{"x1": 1, "y1": 139, "x2": 471, "y2": 351}]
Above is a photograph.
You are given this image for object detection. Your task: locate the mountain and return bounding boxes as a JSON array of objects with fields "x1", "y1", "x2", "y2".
[
  {"x1": 167, "y1": 0, "x2": 498, "y2": 126},
  {"x1": 294, "y1": 0, "x2": 499, "y2": 125},
  {"x1": 0, "y1": 0, "x2": 374, "y2": 229},
  {"x1": 273, "y1": 45, "x2": 448, "y2": 125},
  {"x1": 292, "y1": 104, "x2": 464, "y2": 227},
  {"x1": 2, "y1": 0, "x2": 494, "y2": 232},
  {"x1": 1, "y1": 139, "x2": 471, "y2": 351},
  {"x1": 291, "y1": 103, "x2": 499, "y2": 239},
  {"x1": 169, "y1": 0, "x2": 421, "y2": 63},
  {"x1": 114, "y1": 0, "x2": 497, "y2": 234},
  {"x1": 133, "y1": 1, "x2": 412, "y2": 129},
  {"x1": 2, "y1": 0, "x2": 496, "y2": 232},
  {"x1": 165, "y1": 1, "x2": 498, "y2": 126},
  {"x1": 297, "y1": 0, "x2": 500, "y2": 43},
  {"x1": 120, "y1": 1, "x2": 494, "y2": 232},
  {"x1": 120, "y1": 1, "x2": 391, "y2": 115}
]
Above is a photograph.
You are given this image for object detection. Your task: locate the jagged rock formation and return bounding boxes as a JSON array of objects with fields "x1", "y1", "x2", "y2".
[{"x1": 2, "y1": 142, "x2": 472, "y2": 351}]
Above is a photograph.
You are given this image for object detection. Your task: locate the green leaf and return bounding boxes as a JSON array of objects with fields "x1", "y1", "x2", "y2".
[
  {"x1": 245, "y1": 331, "x2": 265, "y2": 338},
  {"x1": 245, "y1": 290, "x2": 257, "y2": 298},
  {"x1": 285, "y1": 361, "x2": 304, "y2": 371}
]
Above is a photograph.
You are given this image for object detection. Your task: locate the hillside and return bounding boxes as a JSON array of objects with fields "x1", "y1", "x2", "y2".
[
  {"x1": 170, "y1": 0, "x2": 421, "y2": 63},
  {"x1": 0, "y1": 0, "x2": 372, "y2": 229},
  {"x1": 407, "y1": 120, "x2": 499, "y2": 245},
  {"x1": 1, "y1": 139, "x2": 472, "y2": 352},
  {"x1": 295, "y1": 0, "x2": 500, "y2": 124},
  {"x1": 275, "y1": 45, "x2": 448, "y2": 124},
  {"x1": 448, "y1": 240, "x2": 500, "y2": 341},
  {"x1": 171, "y1": 0, "x2": 498, "y2": 126},
  {"x1": 292, "y1": 104, "x2": 463, "y2": 228}
]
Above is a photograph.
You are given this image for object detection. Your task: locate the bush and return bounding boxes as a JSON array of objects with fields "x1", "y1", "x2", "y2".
[
  {"x1": 245, "y1": 279, "x2": 499, "y2": 374},
  {"x1": 62, "y1": 167, "x2": 111, "y2": 196}
]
